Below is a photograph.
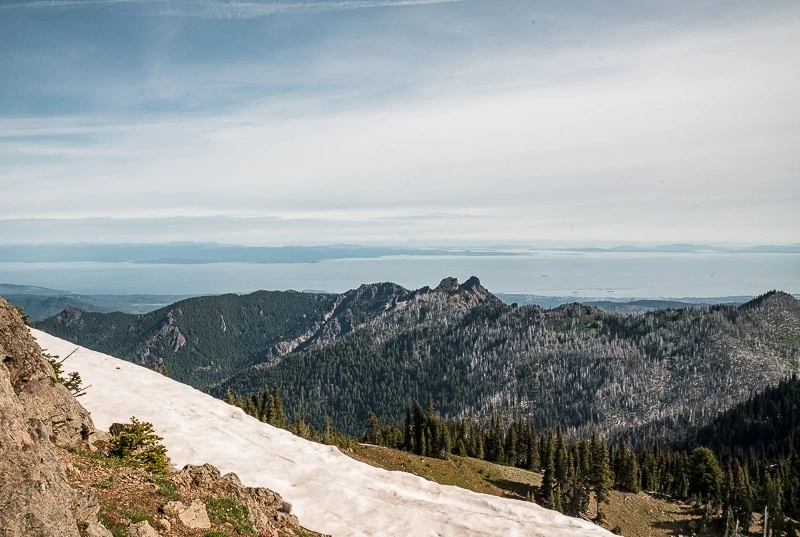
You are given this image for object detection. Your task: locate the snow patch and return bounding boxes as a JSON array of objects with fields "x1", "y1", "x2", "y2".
[{"x1": 33, "y1": 329, "x2": 614, "y2": 537}]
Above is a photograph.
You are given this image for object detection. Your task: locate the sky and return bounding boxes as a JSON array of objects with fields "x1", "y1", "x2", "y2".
[{"x1": 1, "y1": 0, "x2": 798, "y2": 246}]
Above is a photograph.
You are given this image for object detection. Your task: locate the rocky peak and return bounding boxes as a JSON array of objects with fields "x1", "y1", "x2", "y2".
[
  {"x1": 434, "y1": 277, "x2": 460, "y2": 293},
  {"x1": 432, "y1": 276, "x2": 498, "y2": 308},
  {"x1": 57, "y1": 306, "x2": 85, "y2": 327}
]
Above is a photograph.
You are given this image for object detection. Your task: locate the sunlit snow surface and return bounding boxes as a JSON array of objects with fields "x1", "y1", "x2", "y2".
[{"x1": 34, "y1": 329, "x2": 614, "y2": 537}]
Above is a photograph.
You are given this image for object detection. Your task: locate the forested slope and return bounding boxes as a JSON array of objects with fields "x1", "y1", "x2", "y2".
[
  {"x1": 37, "y1": 283, "x2": 418, "y2": 387},
  {"x1": 218, "y1": 283, "x2": 800, "y2": 438},
  {"x1": 37, "y1": 278, "x2": 800, "y2": 442}
]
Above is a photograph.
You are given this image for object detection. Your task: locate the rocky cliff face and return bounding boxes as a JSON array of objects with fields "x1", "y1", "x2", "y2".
[
  {"x1": 0, "y1": 298, "x2": 110, "y2": 537},
  {"x1": 1, "y1": 298, "x2": 327, "y2": 537}
]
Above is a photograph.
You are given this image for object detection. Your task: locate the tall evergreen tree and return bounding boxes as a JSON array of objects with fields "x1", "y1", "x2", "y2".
[
  {"x1": 403, "y1": 403, "x2": 414, "y2": 452},
  {"x1": 590, "y1": 431, "x2": 613, "y2": 514},
  {"x1": 542, "y1": 431, "x2": 561, "y2": 511}
]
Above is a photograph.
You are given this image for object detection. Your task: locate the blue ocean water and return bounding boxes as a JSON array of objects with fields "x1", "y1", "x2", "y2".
[{"x1": 0, "y1": 252, "x2": 797, "y2": 298}]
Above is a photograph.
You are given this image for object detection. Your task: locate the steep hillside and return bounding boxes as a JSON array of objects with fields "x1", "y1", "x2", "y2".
[
  {"x1": 34, "y1": 329, "x2": 616, "y2": 537},
  {"x1": 219, "y1": 285, "x2": 800, "y2": 438},
  {"x1": 0, "y1": 298, "x2": 108, "y2": 536},
  {"x1": 38, "y1": 279, "x2": 800, "y2": 444},
  {"x1": 37, "y1": 287, "x2": 406, "y2": 388},
  {"x1": 0, "y1": 297, "x2": 325, "y2": 537}
]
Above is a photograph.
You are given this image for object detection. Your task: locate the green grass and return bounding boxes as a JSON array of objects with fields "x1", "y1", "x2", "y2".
[
  {"x1": 205, "y1": 498, "x2": 254, "y2": 536},
  {"x1": 121, "y1": 509, "x2": 155, "y2": 526},
  {"x1": 99, "y1": 508, "x2": 156, "y2": 536},
  {"x1": 146, "y1": 476, "x2": 179, "y2": 499},
  {"x1": 98, "y1": 513, "x2": 127, "y2": 537},
  {"x1": 204, "y1": 532, "x2": 233, "y2": 537}
]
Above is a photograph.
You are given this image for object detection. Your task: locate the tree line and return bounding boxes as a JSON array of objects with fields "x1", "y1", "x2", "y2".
[{"x1": 226, "y1": 376, "x2": 800, "y2": 536}]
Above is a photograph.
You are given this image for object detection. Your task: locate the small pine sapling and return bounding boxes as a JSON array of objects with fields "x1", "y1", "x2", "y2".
[{"x1": 108, "y1": 417, "x2": 170, "y2": 473}]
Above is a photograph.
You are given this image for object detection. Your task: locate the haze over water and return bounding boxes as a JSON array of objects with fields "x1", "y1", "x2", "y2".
[{"x1": 1, "y1": 251, "x2": 796, "y2": 298}]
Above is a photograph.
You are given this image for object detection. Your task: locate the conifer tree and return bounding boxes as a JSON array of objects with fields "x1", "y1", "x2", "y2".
[
  {"x1": 688, "y1": 447, "x2": 723, "y2": 509},
  {"x1": 323, "y1": 415, "x2": 335, "y2": 445},
  {"x1": 590, "y1": 432, "x2": 613, "y2": 515},
  {"x1": 271, "y1": 388, "x2": 286, "y2": 428},
  {"x1": 506, "y1": 421, "x2": 519, "y2": 466},
  {"x1": 365, "y1": 412, "x2": 381, "y2": 445},
  {"x1": 641, "y1": 451, "x2": 658, "y2": 492},
  {"x1": 575, "y1": 439, "x2": 592, "y2": 516},
  {"x1": 543, "y1": 432, "x2": 561, "y2": 511},
  {"x1": 413, "y1": 402, "x2": 425, "y2": 456},
  {"x1": 554, "y1": 426, "x2": 569, "y2": 498},
  {"x1": 259, "y1": 388, "x2": 271, "y2": 421},
  {"x1": 403, "y1": 404, "x2": 414, "y2": 452},
  {"x1": 616, "y1": 440, "x2": 640, "y2": 493},
  {"x1": 730, "y1": 458, "x2": 753, "y2": 528},
  {"x1": 526, "y1": 424, "x2": 540, "y2": 471}
]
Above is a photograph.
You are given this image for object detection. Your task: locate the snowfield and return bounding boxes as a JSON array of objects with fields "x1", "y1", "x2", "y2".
[{"x1": 34, "y1": 329, "x2": 614, "y2": 537}]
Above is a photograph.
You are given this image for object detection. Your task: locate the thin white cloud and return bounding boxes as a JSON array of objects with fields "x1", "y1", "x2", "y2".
[
  {"x1": 1, "y1": 2, "x2": 798, "y2": 245},
  {"x1": 0, "y1": 0, "x2": 466, "y2": 18}
]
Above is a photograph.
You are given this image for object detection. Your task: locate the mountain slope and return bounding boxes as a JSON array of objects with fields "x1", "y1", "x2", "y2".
[
  {"x1": 37, "y1": 280, "x2": 800, "y2": 442},
  {"x1": 33, "y1": 329, "x2": 615, "y2": 537},
  {"x1": 36, "y1": 281, "x2": 478, "y2": 389},
  {"x1": 219, "y1": 286, "x2": 800, "y2": 438}
]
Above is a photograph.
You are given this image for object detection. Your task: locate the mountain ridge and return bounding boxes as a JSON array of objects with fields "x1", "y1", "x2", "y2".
[{"x1": 36, "y1": 282, "x2": 800, "y2": 444}]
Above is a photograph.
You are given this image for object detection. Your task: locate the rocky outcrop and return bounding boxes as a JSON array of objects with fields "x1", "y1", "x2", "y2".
[
  {"x1": 171, "y1": 463, "x2": 327, "y2": 536},
  {"x1": 0, "y1": 298, "x2": 110, "y2": 537},
  {"x1": 143, "y1": 311, "x2": 186, "y2": 359},
  {"x1": 55, "y1": 307, "x2": 84, "y2": 328}
]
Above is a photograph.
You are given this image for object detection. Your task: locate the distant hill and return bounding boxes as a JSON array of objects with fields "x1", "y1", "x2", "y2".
[
  {"x1": 0, "y1": 243, "x2": 519, "y2": 264},
  {"x1": 0, "y1": 283, "x2": 70, "y2": 296},
  {"x1": 1, "y1": 291, "x2": 193, "y2": 321},
  {"x1": 496, "y1": 293, "x2": 753, "y2": 311},
  {"x1": 2, "y1": 294, "x2": 113, "y2": 321}
]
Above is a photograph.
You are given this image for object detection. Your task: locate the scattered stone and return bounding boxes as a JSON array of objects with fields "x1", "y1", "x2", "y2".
[
  {"x1": 125, "y1": 520, "x2": 159, "y2": 537},
  {"x1": 156, "y1": 517, "x2": 171, "y2": 532}
]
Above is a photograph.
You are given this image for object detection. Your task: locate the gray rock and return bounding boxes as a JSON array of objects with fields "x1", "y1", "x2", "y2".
[
  {"x1": 163, "y1": 499, "x2": 212, "y2": 529},
  {"x1": 125, "y1": 521, "x2": 159, "y2": 537},
  {"x1": 178, "y1": 499, "x2": 212, "y2": 529},
  {"x1": 0, "y1": 299, "x2": 100, "y2": 537}
]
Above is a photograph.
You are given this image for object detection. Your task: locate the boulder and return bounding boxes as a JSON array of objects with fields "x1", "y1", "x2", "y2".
[
  {"x1": 163, "y1": 498, "x2": 211, "y2": 529},
  {"x1": 125, "y1": 521, "x2": 159, "y2": 537}
]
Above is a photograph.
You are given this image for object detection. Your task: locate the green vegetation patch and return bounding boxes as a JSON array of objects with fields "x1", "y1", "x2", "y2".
[
  {"x1": 146, "y1": 476, "x2": 179, "y2": 499},
  {"x1": 121, "y1": 508, "x2": 155, "y2": 526},
  {"x1": 108, "y1": 417, "x2": 170, "y2": 473},
  {"x1": 205, "y1": 497, "x2": 254, "y2": 536}
]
